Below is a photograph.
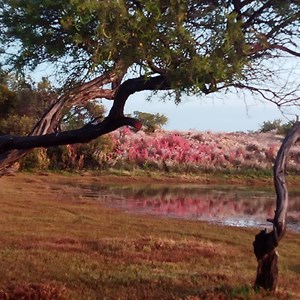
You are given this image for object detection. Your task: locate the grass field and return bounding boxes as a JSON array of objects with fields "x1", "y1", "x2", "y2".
[{"x1": 0, "y1": 173, "x2": 299, "y2": 299}]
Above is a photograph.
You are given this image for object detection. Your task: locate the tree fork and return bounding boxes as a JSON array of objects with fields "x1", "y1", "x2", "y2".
[
  {"x1": 0, "y1": 70, "x2": 123, "y2": 174},
  {"x1": 253, "y1": 122, "x2": 300, "y2": 290},
  {"x1": 0, "y1": 75, "x2": 169, "y2": 174}
]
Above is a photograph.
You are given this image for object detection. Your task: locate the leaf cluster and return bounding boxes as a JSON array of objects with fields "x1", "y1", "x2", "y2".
[
  {"x1": 259, "y1": 119, "x2": 295, "y2": 136},
  {"x1": 61, "y1": 101, "x2": 106, "y2": 131},
  {"x1": 132, "y1": 110, "x2": 168, "y2": 132},
  {"x1": 0, "y1": 74, "x2": 54, "y2": 118},
  {"x1": 2, "y1": 1, "x2": 299, "y2": 97}
]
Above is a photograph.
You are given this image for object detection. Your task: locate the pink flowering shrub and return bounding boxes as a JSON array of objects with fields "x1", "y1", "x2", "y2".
[
  {"x1": 108, "y1": 130, "x2": 214, "y2": 171},
  {"x1": 94, "y1": 128, "x2": 299, "y2": 173}
]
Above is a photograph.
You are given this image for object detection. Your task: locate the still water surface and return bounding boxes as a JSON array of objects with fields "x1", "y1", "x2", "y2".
[{"x1": 84, "y1": 184, "x2": 300, "y2": 233}]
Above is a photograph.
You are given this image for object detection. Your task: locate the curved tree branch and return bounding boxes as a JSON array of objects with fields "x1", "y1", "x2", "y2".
[
  {"x1": 32, "y1": 71, "x2": 119, "y2": 136},
  {"x1": 272, "y1": 122, "x2": 300, "y2": 238},
  {"x1": 0, "y1": 68, "x2": 126, "y2": 174},
  {"x1": 0, "y1": 75, "x2": 170, "y2": 174},
  {"x1": 223, "y1": 82, "x2": 300, "y2": 107},
  {"x1": 0, "y1": 117, "x2": 141, "y2": 153},
  {"x1": 253, "y1": 121, "x2": 300, "y2": 290},
  {"x1": 108, "y1": 75, "x2": 171, "y2": 119},
  {"x1": 269, "y1": 44, "x2": 300, "y2": 58}
]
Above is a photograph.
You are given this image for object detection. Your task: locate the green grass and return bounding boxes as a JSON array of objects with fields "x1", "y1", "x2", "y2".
[{"x1": 0, "y1": 173, "x2": 299, "y2": 299}]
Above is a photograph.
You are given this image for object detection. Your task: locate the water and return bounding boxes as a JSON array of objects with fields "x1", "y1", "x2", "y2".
[{"x1": 83, "y1": 184, "x2": 300, "y2": 233}]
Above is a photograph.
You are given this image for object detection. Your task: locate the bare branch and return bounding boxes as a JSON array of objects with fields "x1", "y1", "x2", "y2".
[
  {"x1": 31, "y1": 70, "x2": 120, "y2": 136},
  {"x1": 109, "y1": 75, "x2": 172, "y2": 119},
  {"x1": 222, "y1": 82, "x2": 300, "y2": 107},
  {"x1": 269, "y1": 44, "x2": 300, "y2": 58},
  {"x1": 242, "y1": 1, "x2": 274, "y2": 27},
  {"x1": 0, "y1": 117, "x2": 141, "y2": 154},
  {"x1": 272, "y1": 122, "x2": 300, "y2": 238},
  {"x1": 253, "y1": 122, "x2": 300, "y2": 290},
  {"x1": 0, "y1": 75, "x2": 170, "y2": 173}
]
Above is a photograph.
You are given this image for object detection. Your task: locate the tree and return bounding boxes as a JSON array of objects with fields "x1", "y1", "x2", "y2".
[
  {"x1": 259, "y1": 119, "x2": 295, "y2": 136},
  {"x1": 0, "y1": 74, "x2": 58, "y2": 169},
  {"x1": 253, "y1": 121, "x2": 300, "y2": 290},
  {"x1": 1, "y1": 1, "x2": 300, "y2": 160},
  {"x1": 0, "y1": 73, "x2": 18, "y2": 119},
  {"x1": 132, "y1": 111, "x2": 168, "y2": 132},
  {"x1": 0, "y1": 75, "x2": 56, "y2": 127},
  {"x1": 1, "y1": 0, "x2": 300, "y2": 290},
  {"x1": 0, "y1": 73, "x2": 111, "y2": 170}
]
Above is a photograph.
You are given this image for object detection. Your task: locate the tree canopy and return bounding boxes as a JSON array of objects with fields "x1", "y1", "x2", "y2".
[
  {"x1": 132, "y1": 111, "x2": 168, "y2": 132},
  {"x1": 0, "y1": 0, "x2": 300, "y2": 171}
]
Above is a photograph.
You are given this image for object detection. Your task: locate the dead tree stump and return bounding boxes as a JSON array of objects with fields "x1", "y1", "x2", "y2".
[{"x1": 253, "y1": 122, "x2": 300, "y2": 291}]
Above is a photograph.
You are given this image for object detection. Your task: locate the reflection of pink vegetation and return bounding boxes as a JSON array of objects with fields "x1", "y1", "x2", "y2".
[
  {"x1": 102, "y1": 186, "x2": 299, "y2": 230},
  {"x1": 124, "y1": 194, "x2": 277, "y2": 220},
  {"x1": 105, "y1": 129, "x2": 299, "y2": 171}
]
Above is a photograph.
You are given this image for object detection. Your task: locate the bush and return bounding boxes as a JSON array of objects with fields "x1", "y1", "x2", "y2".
[
  {"x1": 259, "y1": 119, "x2": 294, "y2": 135},
  {"x1": 0, "y1": 114, "x2": 35, "y2": 136},
  {"x1": 132, "y1": 111, "x2": 168, "y2": 133},
  {"x1": 47, "y1": 135, "x2": 115, "y2": 170},
  {"x1": 20, "y1": 148, "x2": 50, "y2": 170}
]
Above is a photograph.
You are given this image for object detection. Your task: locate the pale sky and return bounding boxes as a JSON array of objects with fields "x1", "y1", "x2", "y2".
[
  {"x1": 103, "y1": 56, "x2": 300, "y2": 133},
  {"x1": 33, "y1": 58, "x2": 300, "y2": 133},
  {"x1": 103, "y1": 90, "x2": 298, "y2": 133}
]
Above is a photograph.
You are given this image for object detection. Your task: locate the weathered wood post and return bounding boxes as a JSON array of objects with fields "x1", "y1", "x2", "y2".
[{"x1": 253, "y1": 121, "x2": 300, "y2": 290}]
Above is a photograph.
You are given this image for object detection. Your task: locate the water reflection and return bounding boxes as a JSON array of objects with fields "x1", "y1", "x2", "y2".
[{"x1": 86, "y1": 184, "x2": 300, "y2": 232}]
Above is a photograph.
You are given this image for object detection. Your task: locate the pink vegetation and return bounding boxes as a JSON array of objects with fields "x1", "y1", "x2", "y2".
[{"x1": 101, "y1": 128, "x2": 300, "y2": 172}]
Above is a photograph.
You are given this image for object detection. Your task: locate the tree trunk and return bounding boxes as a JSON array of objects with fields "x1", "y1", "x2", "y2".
[
  {"x1": 253, "y1": 122, "x2": 300, "y2": 290},
  {"x1": 0, "y1": 73, "x2": 117, "y2": 175},
  {"x1": 0, "y1": 75, "x2": 170, "y2": 175}
]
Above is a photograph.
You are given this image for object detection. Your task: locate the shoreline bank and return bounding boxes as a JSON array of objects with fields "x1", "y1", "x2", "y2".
[{"x1": 1, "y1": 170, "x2": 300, "y2": 187}]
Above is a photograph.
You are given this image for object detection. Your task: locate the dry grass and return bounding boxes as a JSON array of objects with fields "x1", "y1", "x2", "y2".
[{"x1": 0, "y1": 173, "x2": 299, "y2": 299}]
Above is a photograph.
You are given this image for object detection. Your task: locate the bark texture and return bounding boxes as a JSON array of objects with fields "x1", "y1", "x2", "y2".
[
  {"x1": 0, "y1": 72, "x2": 117, "y2": 174},
  {"x1": 0, "y1": 75, "x2": 170, "y2": 175},
  {"x1": 253, "y1": 122, "x2": 300, "y2": 290}
]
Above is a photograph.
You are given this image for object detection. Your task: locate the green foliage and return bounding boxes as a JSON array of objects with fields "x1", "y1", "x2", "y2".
[
  {"x1": 0, "y1": 74, "x2": 112, "y2": 170},
  {"x1": 0, "y1": 82, "x2": 17, "y2": 118},
  {"x1": 2, "y1": 1, "x2": 299, "y2": 99},
  {"x1": 47, "y1": 135, "x2": 114, "y2": 170},
  {"x1": 20, "y1": 148, "x2": 50, "y2": 170},
  {"x1": 132, "y1": 111, "x2": 168, "y2": 132},
  {"x1": 61, "y1": 101, "x2": 105, "y2": 131},
  {"x1": 47, "y1": 100, "x2": 111, "y2": 170},
  {"x1": 259, "y1": 119, "x2": 295, "y2": 136},
  {"x1": 0, "y1": 75, "x2": 54, "y2": 170},
  {"x1": 0, "y1": 75, "x2": 57, "y2": 135},
  {"x1": 0, "y1": 74, "x2": 55, "y2": 123},
  {"x1": 0, "y1": 114, "x2": 34, "y2": 136}
]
